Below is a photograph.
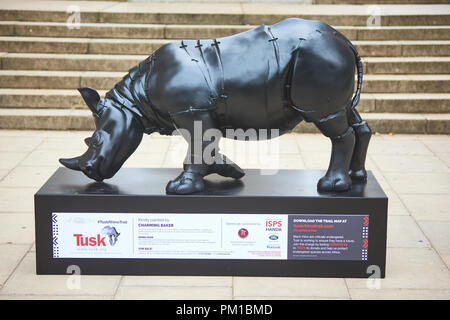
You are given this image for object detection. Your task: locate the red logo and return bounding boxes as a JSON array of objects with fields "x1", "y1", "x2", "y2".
[
  {"x1": 238, "y1": 228, "x2": 249, "y2": 238},
  {"x1": 363, "y1": 239, "x2": 368, "y2": 249},
  {"x1": 363, "y1": 216, "x2": 369, "y2": 226},
  {"x1": 266, "y1": 220, "x2": 282, "y2": 227},
  {"x1": 73, "y1": 234, "x2": 106, "y2": 246}
]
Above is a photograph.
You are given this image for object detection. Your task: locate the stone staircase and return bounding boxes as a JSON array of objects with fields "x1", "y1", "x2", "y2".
[{"x1": 0, "y1": 0, "x2": 449, "y2": 133}]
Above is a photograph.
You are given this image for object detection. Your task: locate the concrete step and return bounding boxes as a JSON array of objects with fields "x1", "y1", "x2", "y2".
[
  {"x1": 0, "y1": 37, "x2": 170, "y2": 55},
  {"x1": 112, "y1": 1, "x2": 449, "y2": 3},
  {"x1": 0, "y1": 53, "x2": 147, "y2": 72},
  {"x1": 0, "y1": 70, "x2": 448, "y2": 93},
  {"x1": 296, "y1": 113, "x2": 450, "y2": 134},
  {"x1": 0, "y1": 70, "x2": 125, "y2": 90},
  {"x1": 314, "y1": 0, "x2": 449, "y2": 4},
  {"x1": 359, "y1": 93, "x2": 450, "y2": 113},
  {"x1": 0, "y1": 108, "x2": 448, "y2": 133},
  {"x1": 362, "y1": 74, "x2": 450, "y2": 93},
  {"x1": 0, "y1": 89, "x2": 107, "y2": 109},
  {"x1": 363, "y1": 57, "x2": 450, "y2": 74},
  {"x1": 316, "y1": 0, "x2": 448, "y2": 4},
  {"x1": 0, "y1": 89, "x2": 448, "y2": 114},
  {"x1": 1, "y1": 21, "x2": 449, "y2": 41},
  {"x1": 1, "y1": 2, "x2": 449, "y2": 26},
  {"x1": 3, "y1": 53, "x2": 449, "y2": 74},
  {"x1": 0, "y1": 108, "x2": 94, "y2": 131},
  {"x1": 356, "y1": 41, "x2": 450, "y2": 57},
  {"x1": 0, "y1": 37, "x2": 449, "y2": 56}
]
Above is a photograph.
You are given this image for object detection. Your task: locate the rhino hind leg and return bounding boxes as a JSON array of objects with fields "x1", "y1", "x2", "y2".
[
  {"x1": 348, "y1": 108, "x2": 372, "y2": 181},
  {"x1": 314, "y1": 109, "x2": 355, "y2": 192}
]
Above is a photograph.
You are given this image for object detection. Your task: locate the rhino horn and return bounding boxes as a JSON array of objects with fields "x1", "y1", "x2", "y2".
[{"x1": 59, "y1": 157, "x2": 82, "y2": 171}]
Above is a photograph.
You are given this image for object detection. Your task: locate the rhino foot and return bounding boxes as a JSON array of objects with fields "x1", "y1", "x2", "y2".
[
  {"x1": 208, "y1": 154, "x2": 245, "y2": 179},
  {"x1": 166, "y1": 171, "x2": 205, "y2": 195},
  {"x1": 209, "y1": 163, "x2": 245, "y2": 179},
  {"x1": 349, "y1": 168, "x2": 367, "y2": 181},
  {"x1": 317, "y1": 172, "x2": 352, "y2": 192}
]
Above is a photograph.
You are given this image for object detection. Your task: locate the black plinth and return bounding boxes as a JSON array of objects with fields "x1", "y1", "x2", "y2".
[{"x1": 35, "y1": 168, "x2": 387, "y2": 278}]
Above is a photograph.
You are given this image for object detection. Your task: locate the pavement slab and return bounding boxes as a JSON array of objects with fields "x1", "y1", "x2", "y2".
[{"x1": 0, "y1": 130, "x2": 448, "y2": 300}]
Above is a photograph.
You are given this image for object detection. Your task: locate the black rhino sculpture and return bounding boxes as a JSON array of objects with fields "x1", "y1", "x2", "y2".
[{"x1": 60, "y1": 18, "x2": 371, "y2": 194}]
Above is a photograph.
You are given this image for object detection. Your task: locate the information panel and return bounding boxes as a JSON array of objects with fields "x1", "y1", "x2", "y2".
[
  {"x1": 288, "y1": 214, "x2": 369, "y2": 261},
  {"x1": 52, "y1": 213, "x2": 288, "y2": 260},
  {"x1": 52, "y1": 213, "x2": 369, "y2": 261}
]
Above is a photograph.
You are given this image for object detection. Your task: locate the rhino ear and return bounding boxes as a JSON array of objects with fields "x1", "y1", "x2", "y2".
[{"x1": 78, "y1": 87, "x2": 101, "y2": 114}]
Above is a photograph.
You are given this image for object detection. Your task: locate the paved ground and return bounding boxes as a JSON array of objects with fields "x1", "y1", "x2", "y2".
[{"x1": 0, "y1": 130, "x2": 449, "y2": 300}]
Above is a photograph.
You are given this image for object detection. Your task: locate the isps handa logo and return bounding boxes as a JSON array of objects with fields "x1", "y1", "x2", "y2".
[
  {"x1": 266, "y1": 220, "x2": 283, "y2": 232},
  {"x1": 73, "y1": 226, "x2": 120, "y2": 247}
]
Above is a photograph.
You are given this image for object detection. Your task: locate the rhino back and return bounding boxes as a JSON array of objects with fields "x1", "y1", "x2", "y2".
[{"x1": 147, "y1": 18, "x2": 345, "y2": 131}]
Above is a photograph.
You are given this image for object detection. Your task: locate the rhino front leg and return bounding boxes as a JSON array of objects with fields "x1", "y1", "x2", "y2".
[
  {"x1": 206, "y1": 153, "x2": 245, "y2": 179},
  {"x1": 315, "y1": 109, "x2": 355, "y2": 192},
  {"x1": 166, "y1": 108, "x2": 224, "y2": 194},
  {"x1": 166, "y1": 165, "x2": 207, "y2": 195}
]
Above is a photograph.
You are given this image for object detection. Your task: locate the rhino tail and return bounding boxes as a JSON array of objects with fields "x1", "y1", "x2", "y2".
[{"x1": 346, "y1": 40, "x2": 363, "y2": 109}]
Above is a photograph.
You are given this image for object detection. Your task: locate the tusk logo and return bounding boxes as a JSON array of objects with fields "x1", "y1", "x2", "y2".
[
  {"x1": 101, "y1": 226, "x2": 120, "y2": 246},
  {"x1": 73, "y1": 234, "x2": 106, "y2": 247}
]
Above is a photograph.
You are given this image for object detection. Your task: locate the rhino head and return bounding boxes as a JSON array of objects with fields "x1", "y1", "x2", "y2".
[{"x1": 59, "y1": 87, "x2": 144, "y2": 182}]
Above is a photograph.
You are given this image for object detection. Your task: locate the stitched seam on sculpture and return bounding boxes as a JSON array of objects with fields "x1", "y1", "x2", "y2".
[
  {"x1": 212, "y1": 39, "x2": 228, "y2": 126},
  {"x1": 180, "y1": 40, "x2": 215, "y2": 100},
  {"x1": 264, "y1": 59, "x2": 270, "y2": 126},
  {"x1": 291, "y1": 105, "x2": 315, "y2": 113},
  {"x1": 169, "y1": 106, "x2": 213, "y2": 116},
  {"x1": 331, "y1": 126, "x2": 354, "y2": 140},
  {"x1": 319, "y1": 109, "x2": 346, "y2": 123},
  {"x1": 197, "y1": 39, "x2": 216, "y2": 98},
  {"x1": 212, "y1": 39, "x2": 225, "y2": 97},
  {"x1": 108, "y1": 59, "x2": 163, "y2": 133},
  {"x1": 141, "y1": 55, "x2": 173, "y2": 133},
  {"x1": 267, "y1": 26, "x2": 280, "y2": 77},
  {"x1": 287, "y1": 38, "x2": 307, "y2": 116},
  {"x1": 108, "y1": 89, "x2": 149, "y2": 130}
]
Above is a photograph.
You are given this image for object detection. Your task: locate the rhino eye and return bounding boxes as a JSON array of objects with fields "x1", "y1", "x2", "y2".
[
  {"x1": 91, "y1": 138, "x2": 102, "y2": 148},
  {"x1": 91, "y1": 140, "x2": 101, "y2": 148},
  {"x1": 90, "y1": 132, "x2": 104, "y2": 148}
]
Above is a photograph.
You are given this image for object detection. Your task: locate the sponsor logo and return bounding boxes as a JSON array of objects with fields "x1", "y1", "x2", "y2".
[
  {"x1": 73, "y1": 234, "x2": 106, "y2": 247},
  {"x1": 269, "y1": 235, "x2": 278, "y2": 240},
  {"x1": 101, "y1": 226, "x2": 120, "y2": 246},
  {"x1": 73, "y1": 226, "x2": 121, "y2": 247},
  {"x1": 238, "y1": 228, "x2": 249, "y2": 239},
  {"x1": 266, "y1": 220, "x2": 282, "y2": 228},
  {"x1": 265, "y1": 220, "x2": 283, "y2": 232}
]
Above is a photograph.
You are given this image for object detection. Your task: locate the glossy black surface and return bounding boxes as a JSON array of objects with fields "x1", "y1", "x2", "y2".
[
  {"x1": 59, "y1": 18, "x2": 371, "y2": 194},
  {"x1": 38, "y1": 168, "x2": 385, "y2": 198}
]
